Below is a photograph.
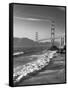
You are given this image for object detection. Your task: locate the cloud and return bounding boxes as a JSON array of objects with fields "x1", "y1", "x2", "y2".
[
  {"x1": 14, "y1": 16, "x2": 53, "y2": 22},
  {"x1": 15, "y1": 16, "x2": 41, "y2": 21}
]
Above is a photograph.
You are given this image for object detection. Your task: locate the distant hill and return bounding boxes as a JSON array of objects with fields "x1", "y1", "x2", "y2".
[
  {"x1": 13, "y1": 37, "x2": 60, "y2": 50},
  {"x1": 14, "y1": 38, "x2": 40, "y2": 48}
]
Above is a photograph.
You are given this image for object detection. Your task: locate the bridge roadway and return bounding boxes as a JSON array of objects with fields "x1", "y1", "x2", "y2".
[{"x1": 37, "y1": 36, "x2": 65, "y2": 42}]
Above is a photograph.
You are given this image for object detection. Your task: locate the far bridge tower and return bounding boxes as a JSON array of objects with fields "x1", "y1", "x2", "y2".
[{"x1": 35, "y1": 32, "x2": 38, "y2": 42}]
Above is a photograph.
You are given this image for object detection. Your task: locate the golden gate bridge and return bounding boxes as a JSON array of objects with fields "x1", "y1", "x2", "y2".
[
  {"x1": 35, "y1": 20, "x2": 65, "y2": 48},
  {"x1": 15, "y1": 16, "x2": 65, "y2": 48}
]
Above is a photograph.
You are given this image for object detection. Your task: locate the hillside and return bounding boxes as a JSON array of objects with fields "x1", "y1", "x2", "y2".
[{"x1": 13, "y1": 37, "x2": 59, "y2": 50}]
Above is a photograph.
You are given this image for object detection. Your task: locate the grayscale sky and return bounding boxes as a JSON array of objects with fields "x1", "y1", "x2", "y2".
[{"x1": 13, "y1": 4, "x2": 65, "y2": 41}]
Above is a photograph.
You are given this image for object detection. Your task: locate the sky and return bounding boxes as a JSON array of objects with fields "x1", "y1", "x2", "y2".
[{"x1": 13, "y1": 4, "x2": 65, "y2": 41}]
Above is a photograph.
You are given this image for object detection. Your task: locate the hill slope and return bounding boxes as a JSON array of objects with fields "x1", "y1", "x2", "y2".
[{"x1": 13, "y1": 38, "x2": 59, "y2": 49}]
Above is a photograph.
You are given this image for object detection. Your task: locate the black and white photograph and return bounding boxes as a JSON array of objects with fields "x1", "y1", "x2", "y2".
[{"x1": 9, "y1": 3, "x2": 66, "y2": 87}]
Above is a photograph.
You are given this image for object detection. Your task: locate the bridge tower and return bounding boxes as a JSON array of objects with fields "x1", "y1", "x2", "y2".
[
  {"x1": 51, "y1": 21, "x2": 55, "y2": 46},
  {"x1": 61, "y1": 36, "x2": 64, "y2": 48},
  {"x1": 35, "y1": 32, "x2": 38, "y2": 42}
]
